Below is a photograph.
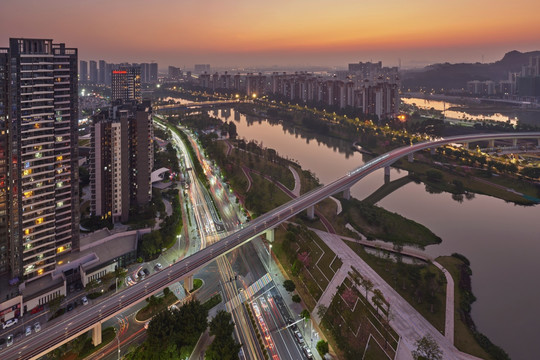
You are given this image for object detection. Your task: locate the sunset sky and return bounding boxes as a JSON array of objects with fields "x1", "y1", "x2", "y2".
[{"x1": 1, "y1": 0, "x2": 539, "y2": 69}]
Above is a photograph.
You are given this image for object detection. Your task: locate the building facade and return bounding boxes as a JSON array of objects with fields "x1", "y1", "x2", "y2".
[
  {"x1": 90, "y1": 101, "x2": 153, "y2": 223},
  {"x1": 111, "y1": 66, "x2": 141, "y2": 103},
  {"x1": 79, "y1": 60, "x2": 88, "y2": 84},
  {"x1": 0, "y1": 38, "x2": 79, "y2": 282}
]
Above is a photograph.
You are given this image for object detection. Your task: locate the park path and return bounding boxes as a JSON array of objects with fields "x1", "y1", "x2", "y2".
[
  {"x1": 312, "y1": 262, "x2": 351, "y2": 325},
  {"x1": 241, "y1": 165, "x2": 253, "y2": 192},
  {"x1": 312, "y1": 229, "x2": 480, "y2": 360},
  {"x1": 288, "y1": 165, "x2": 301, "y2": 196}
]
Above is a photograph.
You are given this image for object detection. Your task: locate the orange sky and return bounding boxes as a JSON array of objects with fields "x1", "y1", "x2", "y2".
[{"x1": 1, "y1": 0, "x2": 539, "y2": 68}]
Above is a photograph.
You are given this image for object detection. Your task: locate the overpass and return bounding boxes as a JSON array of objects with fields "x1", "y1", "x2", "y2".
[
  {"x1": 3, "y1": 131, "x2": 539, "y2": 360},
  {"x1": 154, "y1": 99, "x2": 242, "y2": 112}
]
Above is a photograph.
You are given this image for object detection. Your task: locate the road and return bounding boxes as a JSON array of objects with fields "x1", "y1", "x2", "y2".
[{"x1": 3, "y1": 131, "x2": 539, "y2": 360}]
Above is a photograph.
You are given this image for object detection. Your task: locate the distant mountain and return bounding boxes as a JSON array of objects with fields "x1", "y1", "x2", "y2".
[{"x1": 401, "y1": 50, "x2": 540, "y2": 91}]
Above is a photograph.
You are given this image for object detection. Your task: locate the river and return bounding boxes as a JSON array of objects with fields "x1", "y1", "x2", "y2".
[
  {"x1": 402, "y1": 97, "x2": 540, "y2": 127},
  {"x1": 206, "y1": 107, "x2": 540, "y2": 360}
]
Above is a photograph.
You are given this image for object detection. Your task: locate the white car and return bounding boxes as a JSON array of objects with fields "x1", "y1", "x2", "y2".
[
  {"x1": 34, "y1": 322, "x2": 41, "y2": 332},
  {"x1": 2, "y1": 318, "x2": 17, "y2": 330},
  {"x1": 6, "y1": 335, "x2": 13, "y2": 347},
  {"x1": 154, "y1": 263, "x2": 163, "y2": 271},
  {"x1": 25, "y1": 326, "x2": 31, "y2": 337},
  {"x1": 81, "y1": 296, "x2": 89, "y2": 306}
]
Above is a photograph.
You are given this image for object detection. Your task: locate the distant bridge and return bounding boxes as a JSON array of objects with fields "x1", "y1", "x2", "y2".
[{"x1": 154, "y1": 100, "x2": 242, "y2": 112}]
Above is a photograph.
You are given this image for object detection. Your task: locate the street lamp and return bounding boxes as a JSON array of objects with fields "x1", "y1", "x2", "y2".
[
  {"x1": 268, "y1": 244, "x2": 272, "y2": 273},
  {"x1": 114, "y1": 326, "x2": 121, "y2": 360}
]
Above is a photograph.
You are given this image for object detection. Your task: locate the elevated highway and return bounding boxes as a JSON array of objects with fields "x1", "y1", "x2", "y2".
[{"x1": 3, "y1": 131, "x2": 539, "y2": 360}]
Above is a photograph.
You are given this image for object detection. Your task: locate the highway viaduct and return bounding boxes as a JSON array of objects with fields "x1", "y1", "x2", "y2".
[{"x1": 3, "y1": 131, "x2": 539, "y2": 360}]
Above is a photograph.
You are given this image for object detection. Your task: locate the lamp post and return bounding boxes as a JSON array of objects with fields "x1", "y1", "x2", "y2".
[
  {"x1": 268, "y1": 244, "x2": 272, "y2": 273},
  {"x1": 114, "y1": 326, "x2": 121, "y2": 360}
]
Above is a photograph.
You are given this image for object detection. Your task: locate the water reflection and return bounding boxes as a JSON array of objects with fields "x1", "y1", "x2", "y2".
[
  {"x1": 209, "y1": 106, "x2": 539, "y2": 360},
  {"x1": 402, "y1": 97, "x2": 540, "y2": 127}
]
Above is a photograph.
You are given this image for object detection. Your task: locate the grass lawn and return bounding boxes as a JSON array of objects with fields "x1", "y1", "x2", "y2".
[
  {"x1": 398, "y1": 158, "x2": 536, "y2": 205},
  {"x1": 437, "y1": 256, "x2": 494, "y2": 360},
  {"x1": 202, "y1": 293, "x2": 222, "y2": 311},
  {"x1": 135, "y1": 292, "x2": 178, "y2": 322},
  {"x1": 344, "y1": 240, "x2": 446, "y2": 334},
  {"x1": 321, "y1": 274, "x2": 399, "y2": 360},
  {"x1": 192, "y1": 278, "x2": 203, "y2": 292},
  {"x1": 274, "y1": 224, "x2": 342, "y2": 306}
]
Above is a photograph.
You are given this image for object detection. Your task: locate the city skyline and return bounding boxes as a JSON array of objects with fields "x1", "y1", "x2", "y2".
[{"x1": 1, "y1": 0, "x2": 539, "y2": 68}]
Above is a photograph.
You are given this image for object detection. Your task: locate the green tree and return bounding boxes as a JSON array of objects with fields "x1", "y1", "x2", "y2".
[
  {"x1": 283, "y1": 280, "x2": 296, "y2": 292},
  {"x1": 209, "y1": 311, "x2": 235, "y2": 339},
  {"x1": 292, "y1": 294, "x2": 301, "y2": 303},
  {"x1": 412, "y1": 334, "x2": 443, "y2": 360},
  {"x1": 48, "y1": 294, "x2": 65, "y2": 315},
  {"x1": 206, "y1": 311, "x2": 241, "y2": 360},
  {"x1": 316, "y1": 340, "x2": 329, "y2": 357}
]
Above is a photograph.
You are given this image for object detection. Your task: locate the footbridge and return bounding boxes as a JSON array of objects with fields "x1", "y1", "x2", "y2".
[{"x1": 3, "y1": 132, "x2": 539, "y2": 360}]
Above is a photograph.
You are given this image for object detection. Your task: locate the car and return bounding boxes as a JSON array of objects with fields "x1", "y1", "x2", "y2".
[
  {"x1": 6, "y1": 335, "x2": 13, "y2": 347},
  {"x1": 294, "y1": 330, "x2": 304, "y2": 344},
  {"x1": 154, "y1": 263, "x2": 163, "y2": 271},
  {"x1": 81, "y1": 296, "x2": 88, "y2": 306},
  {"x1": 31, "y1": 305, "x2": 44, "y2": 314},
  {"x1": 303, "y1": 346, "x2": 313, "y2": 359},
  {"x1": 126, "y1": 275, "x2": 133, "y2": 284},
  {"x1": 34, "y1": 323, "x2": 41, "y2": 332},
  {"x1": 137, "y1": 270, "x2": 145, "y2": 280},
  {"x1": 143, "y1": 268, "x2": 150, "y2": 276},
  {"x1": 67, "y1": 303, "x2": 74, "y2": 311},
  {"x1": 2, "y1": 318, "x2": 18, "y2": 330},
  {"x1": 25, "y1": 326, "x2": 31, "y2": 337}
]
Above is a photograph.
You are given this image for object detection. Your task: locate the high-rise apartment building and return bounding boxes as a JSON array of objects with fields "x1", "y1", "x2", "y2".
[
  {"x1": 98, "y1": 60, "x2": 106, "y2": 84},
  {"x1": 0, "y1": 48, "x2": 9, "y2": 274},
  {"x1": 194, "y1": 64, "x2": 210, "y2": 73},
  {"x1": 89, "y1": 60, "x2": 97, "y2": 83},
  {"x1": 150, "y1": 63, "x2": 158, "y2": 83},
  {"x1": 79, "y1": 60, "x2": 88, "y2": 83},
  {"x1": 90, "y1": 100, "x2": 153, "y2": 223},
  {"x1": 140, "y1": 63, "x2": 150, "y2": 83},
  {"x1": 0, "y1": 38, "x2": 79, "y2": 281},
  {"x1": 111, "y1": 66, "x2": 141, "y2": 103}
]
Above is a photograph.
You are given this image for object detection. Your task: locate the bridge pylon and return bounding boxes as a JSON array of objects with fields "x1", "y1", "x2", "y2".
[
  {"x1": 265, "y1": 228, "x2": 274, "y2": 243},
  {"x1": 307, "y1": 206, "x2": 315, "y2": 220},
  {"x1": 384, "y1": 166, "x2": 390, "y2": 184},
  {"x1": 91, "y1": 322, "x2": 102, "y2": 346},
  {"x1": 184, "y1": 275, "x2": 194, "y2": 292},
  {"x1": 342, "y1": 188, "x2": 351, "y2": 200}
]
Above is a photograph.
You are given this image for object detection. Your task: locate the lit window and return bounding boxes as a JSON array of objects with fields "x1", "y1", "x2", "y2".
[
  {"x1": 37, "y1": 268, "x2": 44, "y2": 275},
  {"x1": 56, "y1": 246, "x2": 65, "y2": 253},
  {"x1": 35, "y1": 217, "x2": 44, "y2": 225}
]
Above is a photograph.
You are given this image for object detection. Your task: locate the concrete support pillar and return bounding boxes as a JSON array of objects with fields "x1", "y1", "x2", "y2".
[
  {"x1": 91, "y1": 322, "x2": 102, "y2": 346},
  {"x1": 265, "y1": 228, "x2": 274, "y2": 243},
  {"x1": 407, "y1": 153, "x2": 414, "y2": 163},
  {"x1": 342, "y1": 188, "x2": 351, "y2": 200},
  {"x1": 488, "y1": 139, "x2": 495, "y2": 148},
  {"x1": 184, "y1": 275, "x2": 193, "y2": 293},
  {"x1": 462, "y1": 142, "x2": 469, "y2": 150},
  {"x1": 307, "y1": 205, "x2": 315, "y2": 220},
  {"x1": 512, "y1": 138, "x2": 518, "y2": 147},
  {"x1": 384, "y1": 166, "x2": 390, "y2": 184}
]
